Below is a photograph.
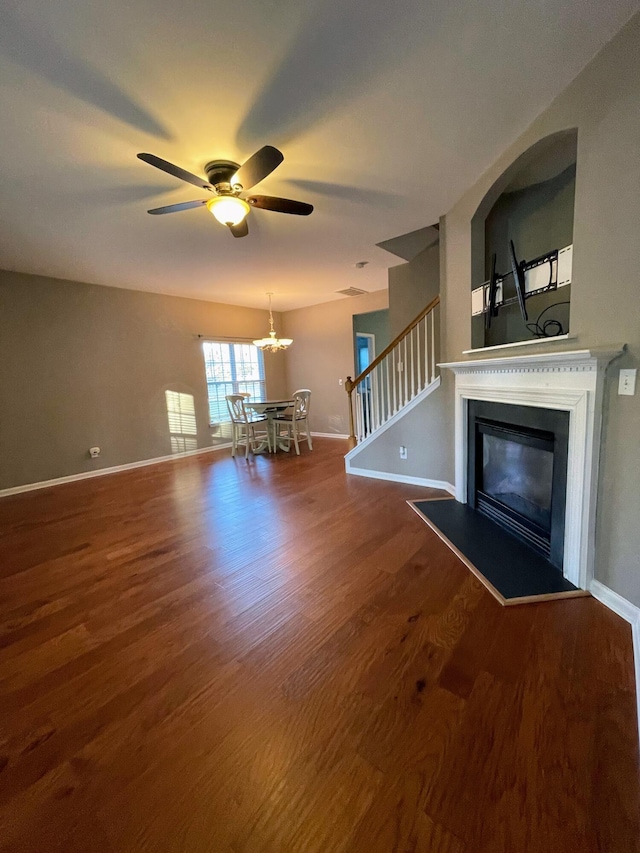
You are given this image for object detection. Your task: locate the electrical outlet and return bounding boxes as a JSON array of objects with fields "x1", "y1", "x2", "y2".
[
  {"x1": 89, "y1": 446, "x2": 101, "y2": 458},
  {"x1": 399, "y1": 446, "x2": 408, "y2": 460},
  {"x1": 338, "y1": 378, "x2": 343, "y2": 386},
  {"x1": 618, "y1": 369, "x2": 637, "y2": 396}
]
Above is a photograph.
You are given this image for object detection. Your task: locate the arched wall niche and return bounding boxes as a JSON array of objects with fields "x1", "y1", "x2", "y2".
[{"x1": 470, "y1": 129, "x2": 578, "y2": 349}]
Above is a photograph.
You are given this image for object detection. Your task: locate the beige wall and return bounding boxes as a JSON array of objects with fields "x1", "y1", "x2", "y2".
[
  {"x1": 0, "y1": 270, "x2": 286, "y2": 489},
  {"x1": 388, "y1": 242, "x2": 440, "y2": 337},
  {"x1": 347, "y1": 389, "x2": 452, "y2": 483},
  {"x1": 441, "y1": 12, "x2": 640, "y2": 604},
  {"x1": 281, "y1": 290, "x2": 388, "y2": 436}
]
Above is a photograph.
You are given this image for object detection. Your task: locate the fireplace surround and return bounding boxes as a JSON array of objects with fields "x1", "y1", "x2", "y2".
[{"x1": 440, "y1": 347, "x2": 623, "y2": 590}]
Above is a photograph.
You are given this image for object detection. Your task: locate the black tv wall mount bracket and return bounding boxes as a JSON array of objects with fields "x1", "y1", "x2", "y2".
[{"x1": 472, "y1": 243, "x2": 573, "y2": 327}]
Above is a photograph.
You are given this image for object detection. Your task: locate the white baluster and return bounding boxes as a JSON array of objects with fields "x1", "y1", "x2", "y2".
[
  {"x1": 424, "y1": 315, "x2": 429, "y2": 388},
  {"x1": 392, "y1": 349, "x2": 397, "y2": 414},
  {"x1": 430, "y1": 308, "x2": 436, "y2": 383},
  {"x1": 364, "y1": 381, "x2": 369, "y2": 439},
  {"x1": 417, "y1": 319, "x2": 422, "y2": 392},
  {"x1": 410, "y1": 327, "x2": 415, "y2": 399},
  {"x1": 374, "y1": 365, "x2": 380, "y2": 431},
  {"x1": 363, "y1": 380, "x2": 369, "y2": 439},
  {"x1": 403, "y1": 336, "x2": 408, "y2": 406},
  {"x1": 385, "y1": 356, "x2": 391, "y2": 424}
]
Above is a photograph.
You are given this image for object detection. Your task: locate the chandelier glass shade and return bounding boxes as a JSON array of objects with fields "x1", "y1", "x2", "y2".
[
  {"x1": 206, "y1": 195, "x2": 250, "y2": 227},
  {"x1": 253, "y1": 293, "x2": 292, "y2": 352}
]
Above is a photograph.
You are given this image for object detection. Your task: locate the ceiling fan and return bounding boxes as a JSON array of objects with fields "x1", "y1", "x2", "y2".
[{"x1": 137, "y1": 145, "x2": 313, "y2": 238}]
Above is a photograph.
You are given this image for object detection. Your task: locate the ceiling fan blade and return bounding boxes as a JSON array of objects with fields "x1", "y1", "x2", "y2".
[
  {"x1": 147, "y1": 200, "x2": 208, "y2": 215},
  {"x1": 229, "y1": 219, "x2": 249, "y2": 238},
  {"x1": 137, "y1": 153, "x2": 213, "y2": 191},
  {"x1": 247, "y1": 195, "x2": 313, "y2": 215},
  {"x1": 233, "y1": 146, "x2": 283, "y2": 190}
]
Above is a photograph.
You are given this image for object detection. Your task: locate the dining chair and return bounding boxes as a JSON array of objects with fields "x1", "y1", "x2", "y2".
[
  {"x1": 272, "y1": 389, "x2": 312, "y2": 455},
  {"x1": 225, "y1": 394, "x2": 270, "y2": 458}
]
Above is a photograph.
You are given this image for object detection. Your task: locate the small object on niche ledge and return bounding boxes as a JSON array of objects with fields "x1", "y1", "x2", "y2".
[{"x1": 526, "y1": 301, "x2": 570, "y2": 338}]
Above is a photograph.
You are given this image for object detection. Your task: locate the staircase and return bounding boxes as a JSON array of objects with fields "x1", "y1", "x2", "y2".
[{"x1": 345, "y1": 295, "x2": 441, "y2": 448}]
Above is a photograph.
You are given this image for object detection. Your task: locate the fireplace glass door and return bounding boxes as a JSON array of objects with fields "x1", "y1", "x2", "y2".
[
  {"x1": 467, "y1": 401, "x2": 569, "y2": 570},
  {"x1": 482, "y1": 431, "x2": 553, "y2": 532}
]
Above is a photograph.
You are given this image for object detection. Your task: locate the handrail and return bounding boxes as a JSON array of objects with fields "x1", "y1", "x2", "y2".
[
  {"x1": 345, "y1": 294, "x2": 440, "y2": 447},
  {"x1": 346, "y1": 295, "x2": 440, "y2": 392}
]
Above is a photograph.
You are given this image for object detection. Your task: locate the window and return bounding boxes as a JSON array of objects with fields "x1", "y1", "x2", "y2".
[{"x1": 202, "y1": 341, "x2": 266, "y2": 424}]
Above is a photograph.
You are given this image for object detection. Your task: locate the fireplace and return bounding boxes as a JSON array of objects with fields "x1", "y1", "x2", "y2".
[
  {"x1": 440, "y1": 346, "x2": 624, "y2": 589},
  {"x1": 467, "y1": 401, "x2": 569, "y2": 568}
]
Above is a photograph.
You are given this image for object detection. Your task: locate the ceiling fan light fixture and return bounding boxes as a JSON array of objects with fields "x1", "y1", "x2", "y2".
[
  {"x1": 253, "y1": 293, "x2": 292, "y2": 353},
  {"x1": 206, "y1": 195, "x2": 250, "y2": 227}
]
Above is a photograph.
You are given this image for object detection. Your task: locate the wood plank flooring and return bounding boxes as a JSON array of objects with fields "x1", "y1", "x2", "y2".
[{"x1": 0, "y1": 439, "x2": 638, "y2": 852}]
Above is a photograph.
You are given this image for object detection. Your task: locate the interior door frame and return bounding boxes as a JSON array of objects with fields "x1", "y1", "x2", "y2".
[{"x1": 355, "y1": 332, "x2": 376, "y2": 378}]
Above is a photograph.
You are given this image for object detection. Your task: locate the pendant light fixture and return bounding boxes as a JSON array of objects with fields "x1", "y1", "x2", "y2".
[{"x1": 253, "y1": 293, "x2": 292, "y2": 352}]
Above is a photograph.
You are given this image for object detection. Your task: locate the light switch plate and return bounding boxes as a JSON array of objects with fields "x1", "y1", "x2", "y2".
[{"x1": 618, "y1": 369, "x2": 637, "y2": 396}]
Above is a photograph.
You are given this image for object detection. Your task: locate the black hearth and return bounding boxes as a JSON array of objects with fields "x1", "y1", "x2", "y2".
[{"x1": 467, "y1": 401, "x2": 569, "y2": 569}]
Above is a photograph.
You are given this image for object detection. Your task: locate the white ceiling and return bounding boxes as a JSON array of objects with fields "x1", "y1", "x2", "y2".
[{"x1": 0, "y1": 0, "x2": 637, "y2": 310}]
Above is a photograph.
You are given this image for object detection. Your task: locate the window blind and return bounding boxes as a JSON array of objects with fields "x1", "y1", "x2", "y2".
[{"x1": 202, "y1": 341, "x2": 266, "y2": 424}]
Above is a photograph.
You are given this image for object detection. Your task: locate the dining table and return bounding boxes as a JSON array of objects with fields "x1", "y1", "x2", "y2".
[{"x1": 244, "y1": 399, "x2": 294, "y2": 453}]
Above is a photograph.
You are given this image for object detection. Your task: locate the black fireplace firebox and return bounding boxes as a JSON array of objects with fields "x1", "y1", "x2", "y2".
[{"x1": 467, "y1": 401, "x2": 569, "y2": 569}]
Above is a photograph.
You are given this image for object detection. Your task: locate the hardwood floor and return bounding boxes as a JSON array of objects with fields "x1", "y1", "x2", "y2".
[{"x1": 0, "y1": 439, "x2": 638, "y2": 852}]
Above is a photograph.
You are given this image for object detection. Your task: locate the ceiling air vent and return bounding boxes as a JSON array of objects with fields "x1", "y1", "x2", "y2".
[{"x1": 336, "y1": 287, "x2": 367, "y2": 297}]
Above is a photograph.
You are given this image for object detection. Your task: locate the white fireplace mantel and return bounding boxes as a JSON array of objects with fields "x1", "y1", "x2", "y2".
[{"x1": 439, "y1": 346, "x2": 625, "y2": 589}]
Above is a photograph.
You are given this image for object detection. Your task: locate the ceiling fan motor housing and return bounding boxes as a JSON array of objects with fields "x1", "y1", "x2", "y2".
[{"x1": 204, "y1": 160, "x2": 241, "y2": 192}]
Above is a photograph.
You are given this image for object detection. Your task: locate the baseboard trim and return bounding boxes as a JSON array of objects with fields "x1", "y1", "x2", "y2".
[
  {"x1": 310, "y1": 432, "x2": 350, "y2": 440},
  {"x1": 0, "y1": 444, "x2": 232, "y2": 498},
  {"x1": 590, "y1": 579, "x2": 640, "y2": 742},
  {"x1": 345, "y1": 465, "x2": 456, "y2": 495}
]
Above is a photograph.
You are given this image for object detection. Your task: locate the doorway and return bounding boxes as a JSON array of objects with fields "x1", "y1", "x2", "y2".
[
  {"x1": 355, "y1": 333, "x2": 375, "y2": 434},
  {"x1": 355, "y1": 333, "x2": 375, "y2": 377}
]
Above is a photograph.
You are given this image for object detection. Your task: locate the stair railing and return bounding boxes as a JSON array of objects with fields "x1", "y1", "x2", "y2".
[{"x1": 345, "y1": 295, "x2": 440, "y2": 445}]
